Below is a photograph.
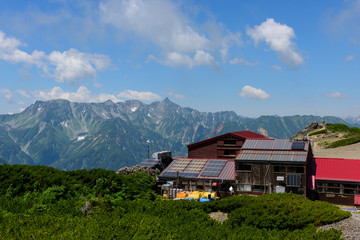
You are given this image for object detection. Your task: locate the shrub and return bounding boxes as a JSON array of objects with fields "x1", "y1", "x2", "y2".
[
  {"x1": 308, "y1": 129, "x2": 327, "y2": 136},
  {"x1": 327, "y1": 136, "x2": 360, "y2": 148},
  {"x1": 327, "y1": 124, "x2": 350, "y2": 133}
]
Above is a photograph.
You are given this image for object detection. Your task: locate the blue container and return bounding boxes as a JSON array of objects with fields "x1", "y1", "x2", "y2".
[{"x1": 199, "y1": 196, "x2": 210, "y2": 202}]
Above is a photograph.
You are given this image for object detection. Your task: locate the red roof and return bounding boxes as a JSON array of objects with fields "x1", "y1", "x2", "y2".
[
  {"x1": 187, "y1": 131, "x2": 271, "y2": 149},
  {"x1": 231, "y1": 131, "x2": 271, "y2": 139},
  {"x1": 315, "y1": 158, "x2": 360, "y2": 182}
]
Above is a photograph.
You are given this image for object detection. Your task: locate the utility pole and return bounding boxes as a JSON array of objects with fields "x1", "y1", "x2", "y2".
[{"x1": 146, "y1": 140, "x2": 150, "y2": 159}]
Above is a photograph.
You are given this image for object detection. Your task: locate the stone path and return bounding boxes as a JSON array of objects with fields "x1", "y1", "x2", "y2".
[{"x1": 320, "y1": 212, "x2": 360, "y2": 240}]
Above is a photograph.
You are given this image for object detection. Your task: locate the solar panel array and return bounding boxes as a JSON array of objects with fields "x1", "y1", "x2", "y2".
[
  {"x1": 242, "y1": 139, "x2": 292, "y2": 150},
  {"x1": 243, "y1": 139, "x2": 308, "y2": 151},
  {"x1": 139, "y1": 159, "x2": 160, "y2": 167},
  {"x1": 237, "y1": 150, "x2": 307, "y2": 162},
  {"x1": 168, "y1": 159, "x2": 191, "y2": 172},
  {"x1": 184, "y1": 160, "x2": 207, "y2": 173},
  {"x1": 179, "y1": 172, "x2": 199, "y2": 178},
  {"x1": 291, "y1": 141, "x2": 305, "y2": 150},
  {"x1": 160, "y1": 172, "x2": 178, "y2": 178},
  {"x1": 200, "y1": 160, "x2": 227, "y2": 177}
]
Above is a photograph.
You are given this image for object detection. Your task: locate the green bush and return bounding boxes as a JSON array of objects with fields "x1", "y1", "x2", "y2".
[
  {"x1": 327, "y1": 136, "x2": 360, "y2": 148},
  {"x1": 308, "y1": 129, "x2": 327, "y2": 136},
  {"x1": 327, "y1": 124, "x2": 351, "y2": 133},
  {"x1": 0, "y1": 165, "x2": 350, "y2": 239},
  {"x1": 227, "y1": 194, "x2": 350, "y2": 230}
]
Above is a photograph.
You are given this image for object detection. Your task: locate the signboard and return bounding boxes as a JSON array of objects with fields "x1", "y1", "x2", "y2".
[{"x1": 276, "y1": 176, "x2": 284, "y2": 181}]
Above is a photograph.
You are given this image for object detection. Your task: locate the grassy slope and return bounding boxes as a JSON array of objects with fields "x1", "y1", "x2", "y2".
[{"x1": 308, "y1": 123, "x2": 360, "y2": 148}]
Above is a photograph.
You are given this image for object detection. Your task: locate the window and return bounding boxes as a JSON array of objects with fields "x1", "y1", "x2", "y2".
[
  {"x1": 196, "y1": 185, "x2": 203, "y2": 191},
  {"x1": 344, "y1": 183, "x2": 358, "y2": 195},
  {"x1": 316, "y1": 182, "x2": 325, "y2": 187},
  {"x1": 327, "y1": 183, "x2": 341, "y2": 188},
  {"x1": 287, "y1": 174, "x2": 301, "y2": 187},
  {"x1": 224, "y1": 149, "x2": 237, "y2": 156},
  {"x1": 344, "y1": 189, "x2": 358, "y2": 194},
  {"x1": 236, "y1": 162, "x2": 251, "y2": 171},
  {"x1": 253, "y1": 185, "x2": 268, "y2": 192},
  {"x1": 287, "y1": 166, "x2": 304, "y2": 174},
  {"x1": 344, "y1": 184, "x2": 358, "y2": 189},
  {"x1": 274, "y1": 166, "x2": 286, "y2": 173},
  {"x1": 224, "y1": 140, "x2": 236, "y2": 146},
  {"x1": 326, "y1": 188, "x2": 343, "y2": 194},
  {"x1": 237, "y1": 184, "x2": 251, "y2": 192}
]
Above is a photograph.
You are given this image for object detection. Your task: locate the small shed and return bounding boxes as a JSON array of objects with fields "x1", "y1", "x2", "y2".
[{"x1": 313, "y1": 157, "x2": 360, "y2": 205}]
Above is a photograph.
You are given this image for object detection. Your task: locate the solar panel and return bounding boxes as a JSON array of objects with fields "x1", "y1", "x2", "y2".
[
  {"x1": 184, "y1": 160, "x2": 207, "y2": 172},
  {"x1": 180, "y1": 172, "x2": 199, "y2": 178},
  {"x1": 160, "y1": 172, "x2": 178, "y2": 178},
  {"x1": 161, "y1": 171, "x2": 198, "y2": 179},
  {"x1": 139, "y1": 159, "x2": 160, "y2": 167},
  {"x1": 200, "y1": 160, "x2": 226, "y2": 177},
  {"x1": 168, "y1": 159, "x2": 191, "y2": 172},
  {"x1": 291, "y1": 142, "x2": 305, "y2": 150}
]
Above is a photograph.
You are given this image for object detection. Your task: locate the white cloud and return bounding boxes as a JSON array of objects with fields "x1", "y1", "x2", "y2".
[
  {"x1": 118, "y1": 90, "x2": 161, "y2": 101},
  {"x1": 32, "y1": 86, "x2": 123, "y2": 103},
  {"x1": 48, "y1": 49, "x2": 111, "y2": 84},
  {"x1": 238, "y1": 85, "x2": 270, "y2": 100},
  {"x1": 100, "y1": 0, "x2": 209, "y2": 53},
  {"x1": 345, "y1": 55, "x2": 355, "y2": 61},
  {"x1": 0, "y1": 31, "x2": 111, "y2": 84},
  {"x1": 229, "y1": 58, "x2": 257, "y2": 66},
  {"x1": 325, "y1": 91, "x2": 347, "y2": 99},
  {"x1": 0, "y1": 31, "x2": 45, "y2": 67},
  {"x1": 0, "y1": 88, "x2": 13, "y2": 102},
  {"x1": 329, "y1": 0, "x2": 360, "y2": 38},
  {"x1": 164, "y1": 50, "x2": 217, "y2": 68},
  {"x1": 17, "y1": 89, "x2": 31, "y2": 98},
  {"x1": 247, "y1": 18, "x2": 303, "y2": 69},
  {"x1": 271, "y1": 64, "x2": 283, "y2": 71},
  {"x1": 149, "y1": 50, "x2": 217, "y2": 68},
  {"x1": 100, "y1": 0, "x2": 240, "y2": 68},
  {"x1": 166, "y1": 88, "x2": 185, "y2": 99}
]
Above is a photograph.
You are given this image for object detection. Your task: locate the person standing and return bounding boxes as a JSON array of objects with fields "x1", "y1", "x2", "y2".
[{"x1": 229, "y1": 185, "x2": 234, "y2": 196}]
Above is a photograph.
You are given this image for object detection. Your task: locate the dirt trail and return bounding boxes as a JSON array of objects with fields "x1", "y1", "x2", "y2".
[{"x1": 313, "y1": 142, "x2": 360, "y2": 159}]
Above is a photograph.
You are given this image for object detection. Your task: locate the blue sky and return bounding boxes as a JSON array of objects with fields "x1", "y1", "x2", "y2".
[{"x1": 0, "y1": 0, "x2": 359, "y2": 118}]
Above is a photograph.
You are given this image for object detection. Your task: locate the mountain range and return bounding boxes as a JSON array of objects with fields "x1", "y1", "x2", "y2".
[{"x1": 0, "y1": 98, "x2": 355, "y2": 170}]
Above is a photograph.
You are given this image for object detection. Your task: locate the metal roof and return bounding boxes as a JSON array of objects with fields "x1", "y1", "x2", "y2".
[
  {"x1": 236, "y1": 150, "x2": 308, "y2": 162},
  {"x1": 315, "y1": 158, "x2": 360, "y2": 182},
  {"x1": 242, "y1": 139, "x2": 309, "y2": 151},
  {"x1": 159, "y1": 158, "x2": 235, "y2": 181}
]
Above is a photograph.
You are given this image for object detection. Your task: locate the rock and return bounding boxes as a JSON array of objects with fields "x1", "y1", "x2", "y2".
[
  {"x1": 80, "y1": 200, "x2": 93, "y2": 216},
  {"x1": 291, "y1": 121, "x2": 323, "y2": 139}
]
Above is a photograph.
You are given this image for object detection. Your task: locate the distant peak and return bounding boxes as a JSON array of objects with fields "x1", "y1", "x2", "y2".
[
  {"x1": 163, "y1": 97, "x2": 171, "y2": 102},
  {"x1": 104, "y1": 99, "x2": 114, "y2": 105}
]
